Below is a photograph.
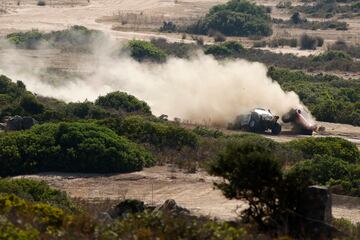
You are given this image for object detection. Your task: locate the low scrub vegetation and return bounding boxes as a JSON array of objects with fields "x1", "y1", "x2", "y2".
[
  {"x1": 6, "y1": 26, "x2": 103, "y2": 52},
  {"x1": 126, "y1": 40, "x2": 167, "y2": 62},
  {"x1": 294, "y1": 0, "x2": 360, "y2": 18},
  {"x1": 330, "y1": 39, "x2": 360, "y2": 59},
  {"x1": 274, "y1": 12, "x2": 348, "y2": 30},
  {"x1": 209, "y1": 135, "x2": 360, "y2": 235},
  {"x1": 268, "y1": 67, "x2": 360, "y2": 126},
  {"x1": 187, "y1": 0, "x2": 273, "y2": 36},
  {"x1": 0, "y1": 179, "x2": 74, "y2": 210},
  {"x1": 95, "y1": 91, "x2": 151, "y2": 115},
  {"x1": 0, "y1": 122, "x2": 155, "y2": 176},
  {"x1": 98, "y1": 116, "x2": 199, "y2": 149}
]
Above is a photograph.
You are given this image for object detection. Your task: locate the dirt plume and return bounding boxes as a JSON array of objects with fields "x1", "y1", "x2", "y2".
[{"x1": 0, "y1": 35, "x2": 308, "y2": 125}]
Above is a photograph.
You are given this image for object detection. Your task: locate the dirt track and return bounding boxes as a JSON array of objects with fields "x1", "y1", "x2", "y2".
[{"x1": 16, "y1": 164, "x2": 360, "y2": 224}]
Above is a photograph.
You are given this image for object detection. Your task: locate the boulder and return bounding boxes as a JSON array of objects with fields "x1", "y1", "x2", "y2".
[
  {"x1": 22, "y1": 116, "x2": 38, "y2": 130},
  {"x1": 108, "y1": 199, "x2": 145, "y2": 218},
  {"x1": 6, "y1": 115, "x2": 23, "y2": 131},
  {"x1": 153, "y1": 199, "x2": 190, "y2": 216}
]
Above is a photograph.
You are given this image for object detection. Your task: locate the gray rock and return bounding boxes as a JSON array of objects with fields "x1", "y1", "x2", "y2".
[
  {"x1": 6, "y1": 115, "x2": 23, "y2": 131},
  {"x1": 22, "y1": 116, "x2": 38, "y2": 130},
  {"x1": 153, "y1": 199, "x2": 190, "y2": 216}
]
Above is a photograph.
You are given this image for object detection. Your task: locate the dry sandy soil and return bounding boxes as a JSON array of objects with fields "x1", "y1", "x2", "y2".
[{"x1": 15, "y1": 164, "x2": 360, "y2": 224}]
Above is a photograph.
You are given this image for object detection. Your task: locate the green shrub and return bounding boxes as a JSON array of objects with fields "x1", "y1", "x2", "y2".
[
  {"x1": 6, "y1": 30, "x2": 45, "y2": 49},
  {"x1": 208, "y1": 139, "x2": 312, "y2": 229},
  {"x1": 286, "y1": 137, "x2": 360, "y2": 164},
  {"x1": 268, "y1": 67, "x2": 360, "y2": 126},
  {"x1": 188, "y1": 0, "x2": 272, "y2": 36},
  {"x1": 95, "y1": 91, "x2": 151, "y2": 114},
  {"x1": 192, "y1": 126, "x2": 224, "y2": 138},
  {"x1": 205, "y1": 41, "x2": 245, "y2": 57},
  {"x1": 290, "y1": 155, "x2": 351, "y2": 184},
  {"x1": 98, "y1": 116, "x2": 198, "y2": 149},
  {"x1": 0, "y1": 179, "x2": 74, "y2": 210},
  {"x1": 127, "y1": 40, "x2": 167, "y2": 62},
  {"x1": 20, "y1": 94, "x2": 45, "y2": 115},
  {"x1": 0, "y1": 122, "x2": 155, "y2": 176},
  {"x1": 0, "y1": 220, "x2": 39, "y2": 240}
]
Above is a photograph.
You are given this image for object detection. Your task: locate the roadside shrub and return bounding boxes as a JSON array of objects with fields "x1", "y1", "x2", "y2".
[
  {"x1": 98, "y1": 116, "x2": 198, "y2": 149},
  {"x1": 0, "y1": 122, "x2": 155, "y2": 176},
  {"x1": 95, "y1": 91, "x2": 151, "y2": 114},
  {"x1": 192, "y1": 126, "x2": 224, "y2": 138},
  {"x1": 290, "y1": 155, "x2": 351, "y2": 184},
  {"x1": 286, "y1": 137, "x2": 360, "y2": 164},
  {"x1": 127, "y1": 40, "x2": 167, "y2": 62},
  {"x1": 268, "y1": 67, "x2": 360, "y2": 126}
]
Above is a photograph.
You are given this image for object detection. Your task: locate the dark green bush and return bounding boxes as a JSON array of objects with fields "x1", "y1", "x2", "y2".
[
  {"x1": 20, "y1": 94, "x2": 45, "y2": 115},
  {"x1": 290, "y1": 155, "x2": 351, "y2": 184},
  {"x1": 98, "y1": 116, "x2": 198, "y2": 149},
  {"x1": 208, "y1": 139, "x2": 312, "y2": 229},
  {"x1": 300, "y1": 34, "x2": 317, "y2": 50},
  {"x1": 188, "y1": 0, "x2": 272, "y2": 36},
  {"x1": 286, "y1": 137, "x2": 360, "y2": 164},
  {"x1": 127, "y1": 40, "x2": 167, "y2": 62},
  {"x1": 0, "y1": 122, "x2": 155, "y2": 176},
  {"x1": 95, "y1": 91, "x2": 151, "y2": 115},
  {"x1": 205, "y1": 41, "x2": 245, "y2": 57}
]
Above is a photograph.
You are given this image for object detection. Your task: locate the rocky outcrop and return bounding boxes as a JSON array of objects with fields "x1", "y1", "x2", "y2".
[
  {"x1": 152, "y1": 199, "x2": 190, "y2": 216},
  {"x1": 1, "y1": 116, "x2": 38, "y2": 131}
]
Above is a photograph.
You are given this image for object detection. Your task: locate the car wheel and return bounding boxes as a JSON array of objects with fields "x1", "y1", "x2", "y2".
[{"x1": 271, "y1": 123, "x2": 282, "y2": 135}]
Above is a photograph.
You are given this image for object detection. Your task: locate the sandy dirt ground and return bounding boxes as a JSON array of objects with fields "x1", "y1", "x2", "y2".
[{"x1": 15, "y1": 164, "x2": 360, "y2": 224}]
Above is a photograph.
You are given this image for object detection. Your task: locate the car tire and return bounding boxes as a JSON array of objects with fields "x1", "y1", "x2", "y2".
[{"x1": 271, "y1": 123, "x2": 282, "y2": 135}]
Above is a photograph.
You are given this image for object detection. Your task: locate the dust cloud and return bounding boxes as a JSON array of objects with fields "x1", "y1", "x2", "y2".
[{"x1": 0, "y1": 37, "x2": 306, "y2": 125}]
